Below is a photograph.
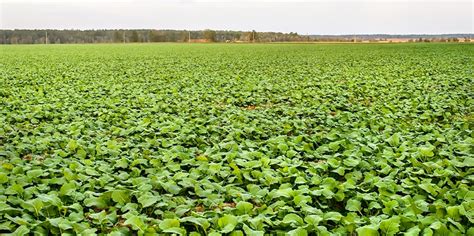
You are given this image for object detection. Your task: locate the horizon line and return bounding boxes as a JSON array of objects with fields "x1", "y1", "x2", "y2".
[{"x1": 1, "y1": 28, "x2": 473, "y2": 36}]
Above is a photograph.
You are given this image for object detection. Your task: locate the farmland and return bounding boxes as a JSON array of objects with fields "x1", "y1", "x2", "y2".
[{"x1": 0, "y1": 43, "x2": 472, "y2": 235}]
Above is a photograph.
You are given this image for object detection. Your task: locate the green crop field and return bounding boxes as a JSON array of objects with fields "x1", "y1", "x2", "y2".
[{"x1": 0, "y1": 43, "x2": 473, "y2": 235}]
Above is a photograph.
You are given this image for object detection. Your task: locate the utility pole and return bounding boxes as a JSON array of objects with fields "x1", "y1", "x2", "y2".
[
  {"x1": 45, "y1": 31, "x2": 48, "y2": 44},
  {"x1": 123, "y1": 31, "x2": 125, "y2": 43},
  {"x1": 252, "y1": 30, "x2": 255, "y2": 43},
  {"x1": 189, "y1": 31, "x2": 191, "y2": 43}
]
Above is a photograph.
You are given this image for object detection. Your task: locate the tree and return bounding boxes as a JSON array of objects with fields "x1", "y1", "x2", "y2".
[
  {"x1": 0, "y1": 29, "x2": 324, "y2": 44},
  {"x1": 248, "y1": 30, "x2": 258, "y2": 42},
  {"x1": 146, "y1": 30, "x2": 153, "y2": 42},
  {"x1": 178, "y1": 31, "x2": 188, "y2": 42},
  {"x1": 203, "y1": 30, "x2": 216, "y2": 42},
  {"x1": 130, "y1": 30, "x2": 139, "y2": 42}
]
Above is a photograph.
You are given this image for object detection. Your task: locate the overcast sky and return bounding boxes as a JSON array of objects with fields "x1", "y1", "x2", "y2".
[{"x1": 1, "y1": 0, "x2": 472, "y2": 34}]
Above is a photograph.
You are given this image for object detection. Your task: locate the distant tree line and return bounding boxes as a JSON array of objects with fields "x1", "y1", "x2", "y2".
[
  {"x1": 1, "y1": 30, "x2": 471, "y2": 44},
  {"x1": 407, "y1": 37, "x2": 469, "y2": 43},
  {"x1": 0, "y1": 29, "x2": 312, "y2": 44}
]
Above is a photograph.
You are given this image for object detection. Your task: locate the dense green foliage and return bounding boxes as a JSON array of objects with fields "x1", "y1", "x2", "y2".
[{"x1": 0, "y1": 43, "x2": 473, "y2": 235}]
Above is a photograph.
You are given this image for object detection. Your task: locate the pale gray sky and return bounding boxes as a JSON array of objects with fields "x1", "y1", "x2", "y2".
[{"x1": 1, "y1": 0, "x2": 472, "y2": 34}]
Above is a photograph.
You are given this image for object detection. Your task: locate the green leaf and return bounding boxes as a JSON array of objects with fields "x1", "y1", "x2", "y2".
[
  {"x1": 12, "y1": 225, "x2": 30, "y2": 236},
  {"x1": 304, "y1": 215, "x2": 323, "y2": 226},
  {"x1": 84, "y1": 196, "x2": 108, "y2": 209},
  {"x1": 59, "y1": 182, "x2": 76, "y2": 196},
  {"x1": 328, "y1": 141, "x2": 341, "y2": 152},
  {"x1": 446, "y1": 206, "x2": 461, "y2": 221},
  {"x1": 49, "y1": 217, "x2": 73, "y2": 230},
  {"x1": 343, "y1": 157, "x2": 360, "y2": 167},
  {"x1": 379, "y1": 217, "x2": 400, "y2": 236},
  {"x1": 161, "y1": 181, "x2": 181, "y2": 195},
  {"x1": 67, "y1": 139, "x2": 78, "y2": 152},
  {"x1": 137, "y1": 194, "x2": 159, "y2": 208},
  {"x1": 229, "y1": 231, "x2": 244, "y2": 236},
  {"x1": 447, "y1": 217, "x2": 465, "y2": 233},
  {"x1": 243, "y1": 224, "x2": 264, "y2": 236},
  {"x1": 218, "y1": 214, "x2": 238, "y2": 233},
  {"x1": 89, "y1": 210, "x2": 107, "y2": 224},
  {"x1": 429, "y1": 221, "x2": 448, "y2": 232},
  {"x1": 323, "y1": 212, "x2": 343, "y2": 222},
  {"x1": 467, "y1": 228, "x2": 474, "y2": 236},
  {"x1": 282, "y1": 213, "x2": 304, "y2": 226},
  {"x1": 273, "y1": 188, "x2": 294, "y2": 198},
  {"x1": 404, "y1": 226, "x2": 421, "y2": 236},
  {"x1": 124, "y1": 215, "x2": 147, "y2": 233},
  {"x1": 26, "y1": 169, "x2": 43, "y2": 179},
  {"x1": 423, "y1": 227, "x2": 433, "y2": 236},
  {"x1": 37, "y1": 194, "x2": 62, "y2": 207},
  {"x1": 209, "y1": 232, "x2": 223, "y2": 236},
  {"x1": 419, "y1": 182, "x2": 437, "y2": 196},
  {"x1": 76, "y1": 149, "x2": 87, "y2": 159},
  {"x1": 163, "y1": 227, "x2": 186, "y2": 235},
  {"x1": 286, "y1": 150, "x2": 298, "y2": 158},
  {"x1": 278, "y1": 143, "x2": 289, "y2": 152},
  {"x1": 159, "y1": 219, "x2": 180, "y2": 230},
  {"x1": 287, "y1": 227, "x2": 308, "y2": 236},
  {"x1": 0, "y1": 221, "x2": 12, "y2": 231},
  {"x1": 356, "y1": 225, "x2": 379, "y2": 236},
  {"x1": 181, "y1": 216, "x2": 210, "y2": 231},
  {"x1": 0, "y1": 173, "x2": 8, "y2": 184},
  {"x1": 388, "y1": 133, "x2": 400, "y2": 147},
  {"x1": 111, "y1": 190, "x2": 130, "y2": 205},
  {"x1": 418, "y1": 146, "x2": 434, "y2": 157},
  {"x1": 346, "y1": 199, "x2": 362, "y2": 212},
  {"x1": 26, "y1": 198, "x2": 44, "y2": 216},
  {"x1": 236, "y1": 201, "x2": 253, "y2": 215}
]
